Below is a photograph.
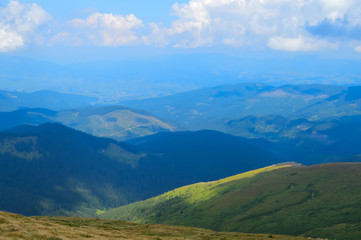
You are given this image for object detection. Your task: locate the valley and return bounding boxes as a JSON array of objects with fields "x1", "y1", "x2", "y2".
[
  {"x1": 1, "y1": 83, "x2": 361, "y2": 240},
  {"x1": 2, "y1": 1, "x2": 361, "y2": 238}
]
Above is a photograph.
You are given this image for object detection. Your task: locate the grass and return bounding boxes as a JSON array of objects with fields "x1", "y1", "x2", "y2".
[
  {"x1": 0, "y1": 211, "x2": 310, "y2": 240},
  {"x1": 101, "y1": 162, "x2": 361, "y2": 240},
  {"x1": 152, "y1": 163, "x2": 297, "y2": 204},
  {"x1": 101, "y1": 163, "x2": 298, "y2": 222}
]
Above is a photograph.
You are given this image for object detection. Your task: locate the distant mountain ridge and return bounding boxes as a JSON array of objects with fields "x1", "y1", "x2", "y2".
[
  {"x1": 3, "y1": 83, "x2": 361, "y2": 142},
  {"x1": 120, "y1": 83, "x2": 361, "y2": 132},
  {"x1": 0, "y1": 89, "x2": 97, "y2": 112},
  {"x1": 0, "y1": 106, "x2": 175, "y2": 141},
  {"x1": 253, "y1": 114, "x2": 361, "y2": 164}
]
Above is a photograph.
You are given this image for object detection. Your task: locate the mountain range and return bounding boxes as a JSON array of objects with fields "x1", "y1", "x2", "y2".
[
  {"x1": 0, "y1": 90, "x2": 97, "y2": 112},
  {"x1": 3, "y1": 83, "x2": 361, "y2": 142},
  {"x1": 1, "y1": 83, "x2": 361, "y2": 240},
  {"x1": 248, "y1": 114, "x2": 361, "y2": 164},
  {"x1": 120, "y1": 83, "x2": 361, "y2": 133}
]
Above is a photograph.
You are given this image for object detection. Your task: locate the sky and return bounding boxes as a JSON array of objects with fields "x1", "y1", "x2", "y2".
[{"x1": 1, "y1": 0, "x2": 361, "y2": 98}]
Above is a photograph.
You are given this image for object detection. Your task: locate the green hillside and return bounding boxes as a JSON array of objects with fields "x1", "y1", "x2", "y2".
[
  {"x1": 102, "y1": 162, "x2": 361, "y2": 240},
  {"x1": 0, "y1": 211, "x2": 310, "y2": 240}
]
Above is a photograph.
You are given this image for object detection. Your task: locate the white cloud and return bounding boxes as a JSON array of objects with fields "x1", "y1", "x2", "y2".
[
  {"x1": 70, "y1": 13, "x2": 144, "y2": 46},
  {"x1": 0, "y1": 0, "x2": 52, "y2": 52},
  {"x1": 318, "y1": 0, "x2": 354, "y2": 22},
  {"x1": 142, "y1": 0, "x2": 360, "y2": 50},
  {"x1": 268, "y1": 35, "x2": 336, "y2": 52},
  {"x1": 1, "y1": 0, "x2": 360, "y2": 52},
  {"x1": 0, "y1": 25, "x2": 24, "y2": 52},
  {"x1": 168, "y1": 1, "x2": 212, "y2": 47}
]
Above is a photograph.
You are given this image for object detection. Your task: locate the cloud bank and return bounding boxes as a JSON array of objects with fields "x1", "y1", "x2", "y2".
[
  {"x1": 154, "y1": 0, "x2": 360, "y2": 50},
  {"x1": 1, "y1": 0, "x2": 361, "y2": 52}
]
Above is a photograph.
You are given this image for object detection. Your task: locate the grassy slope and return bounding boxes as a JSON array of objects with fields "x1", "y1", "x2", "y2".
[
  {"x1": 0, "y1": 211, "x2": 311, "y2": 240},
  {"x1": 102, "y1": 162, "x2": 361, "y2": 240}
]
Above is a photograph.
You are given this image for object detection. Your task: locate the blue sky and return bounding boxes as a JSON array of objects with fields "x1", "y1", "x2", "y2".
[
  {"x1": 2, "y1": 0, "x2": 361, "y2": 54},
  {"x1": 1, "y1": 0, "x2": 361, "y2": 97},
  {"x1": 14, "y1": 0, "x2": 183, "y2": 22}
]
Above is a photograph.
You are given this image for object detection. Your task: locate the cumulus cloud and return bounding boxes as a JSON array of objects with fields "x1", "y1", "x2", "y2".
[
  {"x1": 318, "y1": 0, "x2": 354, "y2": 22},
  {"x1": 167, "y1": 1, "x2": 212, "y2": 47},
  {"x1": 1, "y1": 0, "x2": 360, "y2": 52},
  {"x1": 70, "y1": 13, "x2": 144, "y2": 46},
  {"x1": 0, "y1": 0, "x2": 52, "y2": 52},
  {"x1": 142, "y1": 0, "x2": 360, "y2": 51},
  {"x1": 0, "y1": 26, "x2": 24, "y2": 52}
]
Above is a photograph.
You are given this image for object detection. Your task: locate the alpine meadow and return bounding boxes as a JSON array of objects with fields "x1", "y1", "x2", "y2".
[{"x1": 1, "y1": 0, "x2": 361, "y2": 240}]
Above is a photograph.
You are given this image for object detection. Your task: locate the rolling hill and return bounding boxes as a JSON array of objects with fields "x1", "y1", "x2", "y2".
[
  {"x1": 120, "y1": 83, "x2": 361, "y2": 133},
  {"x1": 262, "y1": 115, "x2": 361, "y2": 164},
  {"x1": 102, "y1": 162, "x2": 361, "y2": 240},
  {"x1": 0, "y1": 211, "x2": 309, "y2": 240},
  {"x1": 180, "y1": 113, "x2": 361, "y2": 165},
  {"x1": 0, "y1": 123, "x2": 281, "y2": 217},
  {"x1": 57, "y1": 106, "x2": 176, "y2": 141},
  {"x1": 0, "y1": 106, "x2": 175, "y2": 141},
  {"x1": 3, "y1": 83, "x2": 361, "y2": 143},
  {"x1": 129, "y1": 116, "x2": 361, "y2": 166}
]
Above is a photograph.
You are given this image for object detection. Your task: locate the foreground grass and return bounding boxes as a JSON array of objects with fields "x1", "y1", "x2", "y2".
[{"x1": 0, "y1": 211, "x2": 310, "y2": 240}]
